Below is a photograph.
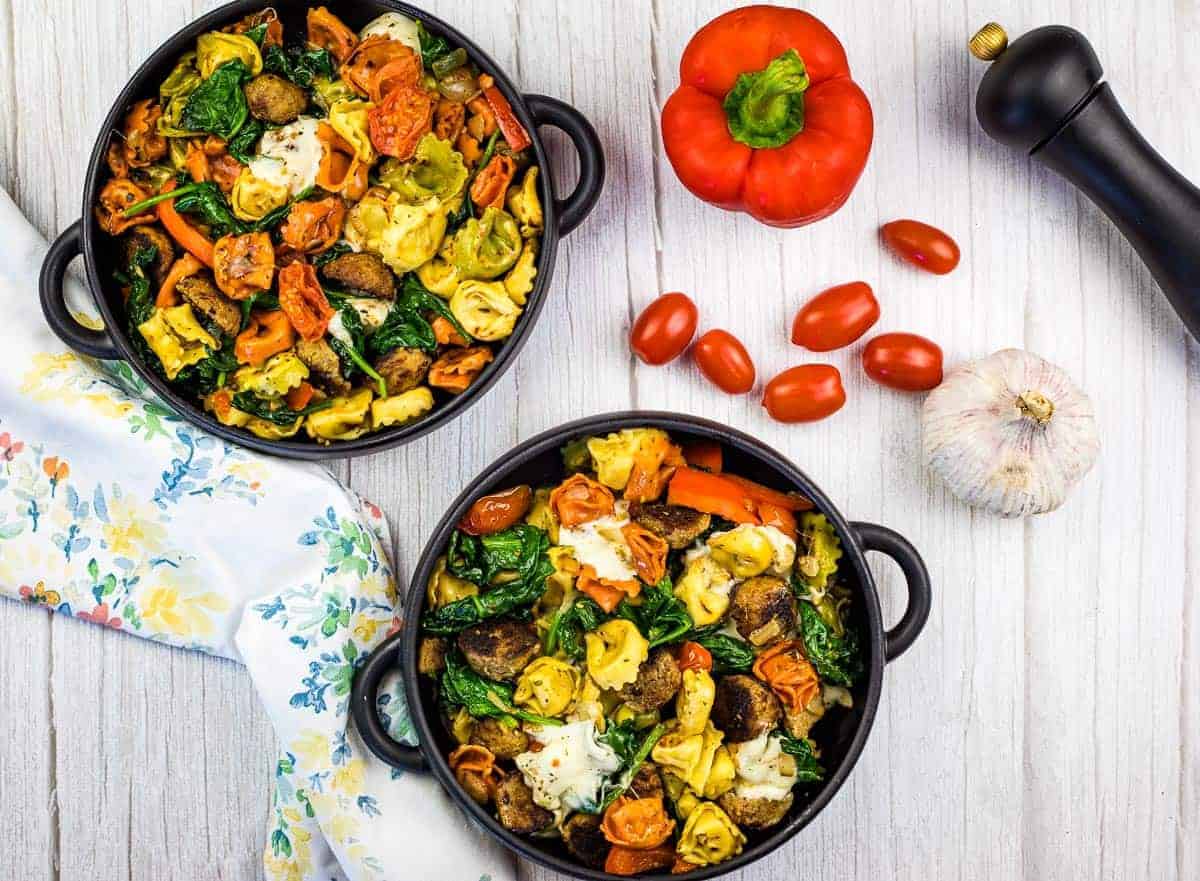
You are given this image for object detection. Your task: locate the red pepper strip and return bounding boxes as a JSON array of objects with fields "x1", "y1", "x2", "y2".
[
  {"x1": 155, "y1": 179, "x2": 215, "y2": 267},
  {"x1": 482, "y1": 86, "x2": 531, "y2": 152},
  {"x1": 666, "y1": 467, "x2": 760, "y2": 525},
  {"x1": 721, "y1": 473, "x2": 814, "y2": 512},
  {"x1": 681, "y1": 440, "x2": 723, "y2": 473}
]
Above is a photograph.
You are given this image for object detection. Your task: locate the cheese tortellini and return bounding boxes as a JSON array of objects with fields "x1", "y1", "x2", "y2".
[
  {"x1": 584, "y1": 428, "x2": 672, "y2": 490},
  {"x1": 137, "y1": 304, "x2": 216, "y2": 380},
  {"x1": 379, "y1": 134, "x2": 468, "y2": 204},
  {"x1": 584, "y1": 619, "x2": 648, "y2": 691},
  {"x1": 328, "y1": 99, "x2": 377, "y2": 162},
  {"x1": 449, "y1": 280, "x2": 522, "y2": 342},
  {"x1": 415, "y1": 256, "x2": 461, "y2": 297},
  {"x1": 514, "y1": 657, "x2": 580, "y2": 718},
  {"x1": 447, "y1": 207, "x2": 522, "y2": 279},
  {"x1": 526, "y1": 487, "x2": 560, "y2": 544},
  {"x1": 231, "y1": 168, "x2": 290, "y2": 222},
  {"x1": 708, "y1": 524, "x2": 796, "y2": 578},
  {"x1": 676, "y1": 802, "x2": 747, "y2": 867},
  {"x1": 503, "y1": 240, "x2": 538, "y2": 305},
  {"x1": 232, "y1": 352, "x2": 308, "y2": 398},
  {"x1": 651, "y1": 722, "x2": 734, "y2": 799},
  {"x1": 674, "y1": 554, "x2": 735, "y2": 627},
  {"x1": 372, "y1": 387, "x2": 434, "y2": 427},
  {"x1": 157, "y1": 52, "x2": 202, "y2": 137},
  {"x1": 345, "y1": 188, "x2": 448, "y2": 274},
  {"x1": 676, "y1": 669, "x2": 716, "y2": 736},
  {"x1": 507, "y1": 166, "x2": 544, "y2": 237},
  {"x1": 196, "y1": 31, "x2": 262, "y2": 78},
  {"x1": 427, "y1": 555, "x2": 479, "y2": 608},
  {"x1": 304, "y1": 388, "x2": 373, "y2": 442}
]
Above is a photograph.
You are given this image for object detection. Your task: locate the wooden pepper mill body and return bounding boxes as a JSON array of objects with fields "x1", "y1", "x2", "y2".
[{"x1": 973, "y1": 24, "x2": 1200, "y2": 340}]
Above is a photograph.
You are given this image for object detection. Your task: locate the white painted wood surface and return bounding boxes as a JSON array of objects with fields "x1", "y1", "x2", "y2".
[{"x1": 1, "y1": 0, "x2": 1196, "y2": 878}]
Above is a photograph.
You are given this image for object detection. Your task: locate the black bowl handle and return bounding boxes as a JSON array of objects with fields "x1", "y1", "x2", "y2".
[
  {"x1": 39, "y1": 221, "x2": 119, "y2": 361},
  {"x1": 350, "y1": 630, "x2": 429, "y2": 772},
  {"x1": 523, "y1": 94, "x2": 605, "y2": 238},
  {"x1": 851, "y1": 522, "x2": 932, "y2": 662}
]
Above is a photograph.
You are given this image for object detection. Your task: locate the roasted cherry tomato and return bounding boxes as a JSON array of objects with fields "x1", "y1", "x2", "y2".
[
  {"x1": 677, "y1": 641, "x2": 713, "y2": 672},
  {"x1": 458, "y1": 485, "x2": 533, "y2": 535},
  {"x1": 791, "y1": 281, "x2": 880, "y2": 352},
  {"x1": 762, "y1": 364, "x2": 846, "y2": 423},
  {"x1": 693, "y1": 329, "x2": 755, "y2": 394},
  {"x1": 881, "y1": 220, "x2": 960, "y2": 275},
  {"x1": 630, "y1": 292, "x2": 698, "y2": 366},
  {"x1": 862, "y1": 332, "x2": 943, "y2": 391}
]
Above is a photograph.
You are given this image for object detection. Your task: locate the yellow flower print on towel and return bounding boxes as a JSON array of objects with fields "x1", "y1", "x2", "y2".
[
  {"x1": 100, "y1": 490, "x2": 167, "y2": 558},
  {"x1": 20, "y1": 352, "x2": 134, "y2": 419},
  {"x1": 138, "y1": 575, "x2": 230, "y2": 639}
]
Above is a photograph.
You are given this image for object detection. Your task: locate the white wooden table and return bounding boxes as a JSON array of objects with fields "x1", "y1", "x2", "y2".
[{"x1": 2, "y1": 1, "x2": 1197, "y2": 879}]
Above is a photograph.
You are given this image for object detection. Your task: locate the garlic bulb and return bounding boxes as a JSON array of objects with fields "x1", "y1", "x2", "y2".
[{"x1": 921, "y1": 349, "x2": 1099, "y2": 517}]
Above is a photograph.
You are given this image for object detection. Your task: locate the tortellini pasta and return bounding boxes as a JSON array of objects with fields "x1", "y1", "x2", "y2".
[
  {"x1": 137, "y1": 304, "x2": 216, "y2": 380},
  {"x1": 507, "y1": 166, "x2": 544, "y2": 237},
  {"x1": 449, "y1": 280, "x2": 522, "y2": 342},
  {"x1": 157, "y1": 52, "x2": 202, "y2": 137},
  {"x1": 673, "y1": 554, "x2": 734, "y2": 627},
  {"x1": 447, "y1": 207, "x2": 522, "y2": 279},
  {"x1": 427, "y1": 556, "x2": 479, "y2": 608},
  {"x1": 526, "y1": 487, "x2": 560, "y2": 544},
  {"x1": 379, "y1": 134, "x2": 468, "y2": 205},
  {"x1": 796, "y1": 512, "x2": 843, "y2": 594},
  {"x1": 676, "y1": 801, "x2": 747, "y2": 867},
  {"x1": 708, "y1": 524, "x2": 796, "y2": 579},
  {"x1": 415, "y1": 256, "x2": 461, "y2": 297},
  {"x1": 195, "y1": 32, "x2": 262, "y2": 78},
  {"x1": 676, "y1": 669, "x2": 716, "y2": 736},
  {"x1": 651, "y1": 722, "x2": 733, "y2": 799},
  {"x1": 371, "y1": 387, "x2": 434, "y2": 427},
  {"x1": 328, "y1": 99, "x2": 377, "y2": 163},
  {"x1": 450, "y1": 707, "x2": 475, "y2": 745},
  {"x1": 205, "y1": 391, "x2": 302, "y2": 440},
  {"x1": 232, "y1": 352, "x2": 308, "y2": 398},
  {"x1": 584, "y1": 619, "x2": 648, "y2": 691},
  {"x1": 585, "y1": 428, "x2": 672, "y2": 490},
  {"x1": 503, "y1": 239, "x2": 538, "y2": 305},
  {"x1": 231, "y1": 168, "x2": 290, "y2": 222},
  {"x1": 545, "y1": 545, "x2": 578, "y2": 595},
  {"x1": 311, "y1": 76, "x2": 358, "y2": 113},
  {"x1": 345, "y1": 188, "x2": 448, "y2": 274},
  {"x1": 514, "y1": 657, "x2": 580, "y2": 717},
  {"x1": 304, "y1": 388, "x2": 373, "y2": 442}
]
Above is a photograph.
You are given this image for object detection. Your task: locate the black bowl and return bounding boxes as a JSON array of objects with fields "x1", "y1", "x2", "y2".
[
  {"x1": 351, "y1": 412, "x2": 932, "y2": 880},
  {"x1": 38, "y1": 0, "x2": 604, "y2": 460}
]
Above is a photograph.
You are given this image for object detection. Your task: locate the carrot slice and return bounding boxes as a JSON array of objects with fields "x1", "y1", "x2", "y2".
[{"x1": 155, "y1": 179, "x2": 214, "y2": 267}]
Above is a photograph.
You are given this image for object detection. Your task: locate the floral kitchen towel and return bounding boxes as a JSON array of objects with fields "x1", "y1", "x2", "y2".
[{"x1": 0, "y1": 186, "x2": 515, "y2": 881}]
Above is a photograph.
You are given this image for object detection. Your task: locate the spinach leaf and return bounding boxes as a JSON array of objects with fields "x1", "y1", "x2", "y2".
[
  {"x1": 115, "y1": 245, "x2": 163, "y2": 370},
  {"x1": 181, "y1": 60, "x2": 252, "y2": 140},
  {"x1": 243, "y1": 22, "x2": 269, "y2": 46},
  {"x1": 172, "y1": 181, "x2": 248, "y2": 238},
  {"x1": 227, "y1": 118, "x2": 265, "y2": 164},
  {"x1": 240, "y1": 290, "x2": 280, "y2": 331},
  {"x1": 367, "y1": 299, "x2": 437, "y2": 356},
  {"x1": 778, "y1": 732, "x2": 825, "y2": 784},
  {"x1": 263, "y1": 43, "x2": 336, "y2": 88},
  {"x1": 545, "y1": 596, "x2": 606, "y2": 661},
  {"x1": 399, "y1": 274, "x2": 472, "y2": 342},
  {"x1": 329, "y1": 302, "x2": 387, "y2": 396},
  {"x1": 174, "y1": 339, "x2": 239, "y2": 396},
  {"x1": 423, "y1": 525, "x2": 555, "y2": 635},
  {"x1": 441, "y1": 651, "x2": 561, "y2": 727},
  {"x1": 615, "y1": 576, "x2": 692, "y2": 648},
  {"x1": 417, "y1": 21, "x2": 452, "y2": 67},
  {"x1": 688, "y1": 625, "x2": 755, "y2": 674},
  {"x1": 798, "y1": 601, "x2": 862, "y2": 686},
  {"x1": 231, "y1": 391, "x2": 333, "y2": 426},
  {"x1": 594, "y1": 722, "x2": 667, "y2": 811}
]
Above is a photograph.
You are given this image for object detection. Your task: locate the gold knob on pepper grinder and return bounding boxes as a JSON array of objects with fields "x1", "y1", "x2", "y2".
[{"x1": 969, "y1": 23, "x2": 1008, "y2": 60}]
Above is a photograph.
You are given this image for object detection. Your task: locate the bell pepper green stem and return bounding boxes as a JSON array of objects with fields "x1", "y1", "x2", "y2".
[{"x1": 723, "y1": 49, "x2": 810, "y2": 149}]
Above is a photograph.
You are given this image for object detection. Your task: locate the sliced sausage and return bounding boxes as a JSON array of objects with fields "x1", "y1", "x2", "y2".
[
  {"x1": 322, "y1": 251, "x2": 396, "y2": 299},
  {"x1": 374, "y1": 346, "x2": 432, "y2": 395},
  {"x1": 617, "y1": 648, "x2": 682, "y2": 713},
  {"x1": 494, "y1": 774, "x2": 553, "y2": 835},
  {"x1": 122, "y1": 226, "x2": 175, "y2": 285},
  {"x1": 469, "y1": 717, "x2": 528, "y2": 760},
  {"x1": 458, "y1": 768, "x2": 492, "y2": 805},
  {"x1": 627, "y1": 762, "x2": 664, "y2": 801},
  {"x1": 456, "y1": 617, "x2": 540, "y2": 682},
  {"x1": 244, "y1": 73, "x2": 308, "y2": 124},
  {"x1": 630, "y1": 502, "x2": 712, "y2": 550},
  {"x1": 175, "y1": 273, "x2": 241, "y2": 338},
  {"x1": 711, "y1": 674, "x2": 781, "y2": 743},
  {"x1": 562, "y1": 813, "x2": 610, "y2": 868},
  {"x1": 717, "y1": 791, "x2": 793, "y2": 830},
  {"x1": 418, "y1": 636, "x2": 447, "y2": 677},
  {"x1": 295, "y1": 338, "x2": 352, "y2": 395},
  {"x1": 729, "y1": 575, "x2": 796, "y2": 646}
]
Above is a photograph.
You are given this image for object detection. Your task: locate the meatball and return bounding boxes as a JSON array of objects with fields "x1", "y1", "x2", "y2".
[
  {"x1": 322, "y1": 252, "x2": 396, "y2": 299},
  {"x1": 729, "y1": 575, "x2": 796, "y2": 646},
  {"x1": 122, "y1": 226, "x2": 174, "y2": 284},
  {"x1": 617, "y1": 648, "x2": 682, "y2": 712},
  {"x1": 418, "y1": 636, "x2": 447, "y2": 677},
  {"x1": 630, "y1": 502, "x2": 712, "y2": 550},
  {"x1": 244, "y1": 73, "x2": 308, "y2": 124},
  {"x1": 458, "y1": 768, "x2": 492, "y2": 805},
  {"x1": 718, "y1": 791, "x2": 793, "y2": 830},
  {"x1": 783, "y1": 694, "x2": 825, "y2": 740},
  {"x1": 494, "y1": 774, "x2": 553, "y2": 835},
  {"x1": 374, "y1": 347, "x2": 432, "y2": 395},
  {"x1": 175, "y1": 273, "x2": 241, "y2": 338},
  {"x1": 627, "y1": 762, "x2": 664, "y2": 801},
  {"x1": 456, "y1": 617, "x2": 540, "y2": 682},
  {"x1": 470, "y1": 717, "x2": 528, "y2": 760},
  {"x1": 295, "y1": 338, "x2": 351, "y2": 395},
  {"x1": 562, "y1": 813, "x2": 610, "y2": 868},
  {"x1": 711, "y1": 674, "x2": 781, "y2": 743}
]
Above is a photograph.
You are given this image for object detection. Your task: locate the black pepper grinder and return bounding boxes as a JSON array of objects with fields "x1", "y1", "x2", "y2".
[{"x1": 970, "y1": 23, "x2": 1200, "y2": 340}]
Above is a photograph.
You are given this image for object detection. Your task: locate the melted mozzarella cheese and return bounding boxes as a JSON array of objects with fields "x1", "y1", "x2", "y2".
[
  {"x1": 248, "y1": 117, "x2": 323, "y2": 197},
  {"x1": 558, "y1": 515, "x2": 637, "y2": 582},
  {"x1": 359, "y1": 12, "x2": 421, "y2": 54},
  {"x1": 515, "y1": 720, "x2": 621, "y2": 813},
  {"x1": 729, "y1": 732, "x2": 797, "y2": 801},
  {"x1": 347, "y1": 297, "x2": 391, "y2": 332}
]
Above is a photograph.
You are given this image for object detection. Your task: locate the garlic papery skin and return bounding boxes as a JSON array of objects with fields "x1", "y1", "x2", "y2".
[{"x1": 921, "y1": 349, "x2": 1099, "y2": 517}]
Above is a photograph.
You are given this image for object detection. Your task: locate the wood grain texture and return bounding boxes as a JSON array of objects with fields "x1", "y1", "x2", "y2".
[{"x1": 0, "y1": 1, "x2": 1196, "y2": 879}]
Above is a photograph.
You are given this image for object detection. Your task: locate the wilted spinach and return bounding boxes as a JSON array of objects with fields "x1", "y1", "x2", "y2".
[
  {"x1": 593, "y1": 722, "x2": 667, "y2": 811},
  {"x1": 328, "y1": 302, "x2": 388, "y2": 396},
  {"x1": 545, "y1": 596, "x2": 606, "y2": 661},
  {"x1": 798, "y1": 600, "x2": 862, "y2": 686},
  {"x1": 367, "y1": 274, "x2": 472, "y2": 358},
  {"x1": 615, "y1": 576, "x2": 692, "y2": 648},
  {"x1": 778, "y1": 732, "x2": 825, "y2": 784},
  {"x1": 441, "y1": 651, "x2": 561, "y2": 727},
  {"x1": 181, "y1": 59, "x2": 252, "y2": 140},
  {"x1": 114, "y1": 245, "x2": 162, "y2": 369},
  {"x1": 175, "y1": 340, "x2": 239, "y2": 396},
  {"x1": 227, "y1": 118, "x2": 265, "y2": 164},
  {"x1": 263, "y1": 43, "x2": 336, "y2": 88},
  {"x1": 122, "y1": 180, "x2": 248, "y2": 238},
  {"x1": 417, "y1": 21, "x2": 452, "y2": 67},
  {"x1": 688, "y1": 625, "x2": 755, "y2": 674},
  {"x1": 231, "y1": 391, "x2": 333, "y2": 426}
]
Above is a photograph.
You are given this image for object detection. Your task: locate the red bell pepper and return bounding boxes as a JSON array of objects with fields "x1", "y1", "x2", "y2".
[{"x1": 661, "y1": 5, "x2": 873, "y2": 228}]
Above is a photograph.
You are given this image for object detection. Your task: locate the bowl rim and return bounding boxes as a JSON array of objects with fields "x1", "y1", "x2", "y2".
[
  {"x1": 77, "y1": 0, "x2": 564, "y2": 460},
  {"x1": 399, "y1": 411, "x2": 888, "y2": 881}
]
